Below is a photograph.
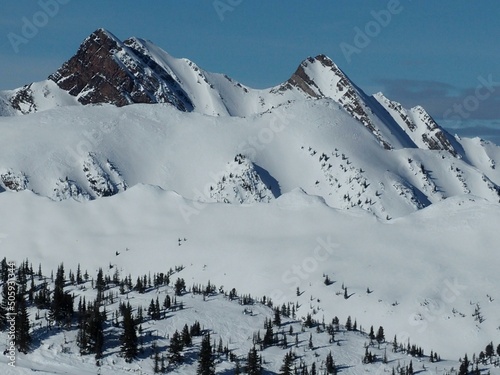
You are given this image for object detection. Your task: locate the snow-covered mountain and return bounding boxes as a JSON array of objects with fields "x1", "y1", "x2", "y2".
[
  {"x1": 1, "y1": 29, "x2": 500, "y2": 374},
  {"x1": 0, "y1": 28, "x2": 499, "y2": 219}
]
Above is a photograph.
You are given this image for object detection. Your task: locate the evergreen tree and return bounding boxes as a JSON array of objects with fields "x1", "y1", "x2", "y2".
[
  {"x1": 76, "y1": 263, "x2": 83, "y2": 285},
  {"x1": 169, "y1": 330, "x2": 184, "y2": 364},
  {"x1": 135, "y1": 276, "x2": 145, "y2": 293},
  {"x1": 326, "y1": 351, "x2": 336, "y2": 374},
  {"x1": 0, "y1": 282, "x2": 9, "y2": 330},
  {"x1": 363, "y1": 347, "x2": 375, "y2": 364},
  {"x1": 163, "y1": 295, "x2": 171, "y2": 310},
  {"x1": 155, "y1": 297, "x2": 161, "y2": 320},
  {"x1": 148, "y1": 298, "x2": 160, "y2": 320},
  {"x1": 282, "y1": 332, "x2": 288, "y2": 349},
  {"x1": 15, "y1": 293, "x2": 31, "y2": 353},
  {"x1": 120, "y1": 302, "x2": 138, "y2": 362},
  {"x1": 50, "y1": 263, "x2": 73, "y2": 325},
  {"x1": 153, "y1": 350, "x2": 161, "y2": 373},
  {"x1": 263, "y1": 321, "x2": 274, "y2": 348},
  {"x1": 246, "y1": 346, "x2": 262, "y2": 375},
  {"x1": 305, "y1": 313, "x2": 314, "y2": 328},
  {"x1": 274, "y1": 307, "x2": 281, "y2": 326},
  {"x1": 235, "y1": 360, "x2": 242, "y2": 374},
  {"x1": 181, "y1": 323, "x2": 192, "y2": 347},
  {"x1": 369, "y1": 325, "x2": 375, "y2": 340},
  {"x1": 280, "y1": 350, "x2": 294, "y2": 375},
  {"x1": 345, "y1": 316, "x2": 352, "y2": 331},
  {"x1": 0, "y1": 258, "x2": 8, "y2": 282},
  {"x1": 459, "y1": 354, "x2": 470, "y2": 375},
  {"x1": 197, "y1": 332, "x2": 215, "y2": 375},
  {"x1": 77, "y1": 300, "x2": 105, "y2": 359},
  {"x1": 485, "y1": 342, "x2": 494, "y2": 358},
  {"x1": 174, "y1": 278, "x2": 186, "y2": 296},
  {"x1": 190, "y1": 320, "x2": 202, "y2": 336},
  {"x1": 376, "y1": 326, "x2": 385, "y2": 343},
  {"x1": 217, "y1": 337, "x2": 224, "y2": 354},
  {"x1": 96, "y1": 268, "x2": 106, "y2": 302}
]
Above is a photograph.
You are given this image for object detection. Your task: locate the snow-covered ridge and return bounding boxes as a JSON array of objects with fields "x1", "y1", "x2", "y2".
[
  {"x1": 373, "y1": 92, "x2": 461, "y2": 156},
  {"x1": 0, "y1": 28, "x2": 499, "y2": 219},
  {"x1": 205, "y1": 154, "x2": 277, "y2": 204},
  {"x1": 0, "y1": 28, "x2": 468, "y2": 157},
  {"x1": 0, "y1": 99, "x2": 499, "y2": 219}
]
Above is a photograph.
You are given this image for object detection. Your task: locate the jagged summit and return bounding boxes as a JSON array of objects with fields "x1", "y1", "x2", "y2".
[
  {"x1": 280, "y1": 54, "x2": 393, "y2": 149},
  {"x1": 2, "y1": 29, "x2": 498, "y2": 219},
  {"x1": 48, "y1": 28, "x2": 193, "y2": 110},
  {"x1": 283, "y1": 54, "x2": 346, "y2": 98},
  {"x1": 373, "y1": 92, "x2": 461, "y2": 156},
  {"x1": 0, "y1": 28, "x2": 464, "y2": 157}
]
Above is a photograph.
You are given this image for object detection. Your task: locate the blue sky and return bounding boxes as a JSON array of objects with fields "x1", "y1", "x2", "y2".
[{"x1": 1, "y1": 1, "x2": 499, "y2": 142}]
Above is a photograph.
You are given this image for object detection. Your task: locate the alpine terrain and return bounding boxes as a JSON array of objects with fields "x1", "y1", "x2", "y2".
[{"x1": 0, "y1": 29, "x2": 499, "y2": 375}]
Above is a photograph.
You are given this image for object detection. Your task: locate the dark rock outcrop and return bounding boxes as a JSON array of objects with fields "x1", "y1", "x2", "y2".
[{"x1": 49, "y1": 28, "x2": 193, "y2": 110}]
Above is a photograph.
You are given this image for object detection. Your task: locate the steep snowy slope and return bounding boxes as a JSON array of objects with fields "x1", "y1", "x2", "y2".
[
  {"x1": 0, "y1": 28, "x2": 499, "y2": 374},
  {"x1": 0, "y1": 29, "x2": 472, "y2": 156},
  {"x1": 0, "y1": 80, "x2": 80, "y2": 115},
  {"x1": 0, "y1": 100, "x2": 498, "y2": 218},
  {"x1": 373, "y1": 92, "x2": 461, "y2": 156}
]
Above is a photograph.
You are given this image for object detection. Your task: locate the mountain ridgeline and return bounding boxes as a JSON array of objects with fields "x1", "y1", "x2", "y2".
[{"x1": 0, "y1": 28, "x2": 499, "y2": 219}]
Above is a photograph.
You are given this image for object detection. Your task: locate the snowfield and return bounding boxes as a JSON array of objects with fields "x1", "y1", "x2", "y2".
[
  {"x1": 0, "y1": 184, "x2": 499, "y2": 372},
  {"x1": 0, "y1": 29, "x2": 499, "y2": 374}
]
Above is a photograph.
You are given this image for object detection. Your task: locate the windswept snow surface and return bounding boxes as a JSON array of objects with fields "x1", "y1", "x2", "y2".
[
  {"x1": 0, "y1": 185, "x2": 499, "y2": 366},
  {"x1": 0, "y1": 33, "x2": 499, "y2": 373},
  {"x1": 0, "y1": 102, "x2": 499, "y2": 219}
]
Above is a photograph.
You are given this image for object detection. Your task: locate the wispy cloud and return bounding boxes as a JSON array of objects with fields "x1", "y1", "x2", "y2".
[{"x1": 378, "y1": 77, "x2": 500, "y2": 121}]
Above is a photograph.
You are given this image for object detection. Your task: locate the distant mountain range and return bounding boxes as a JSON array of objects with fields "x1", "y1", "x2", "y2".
[
  {"x1": 0, "y1": 28, "x2": 498, "y2": 219},
  {"x1": 1, "y1": 30, "x2": 500, "y2": 371}
]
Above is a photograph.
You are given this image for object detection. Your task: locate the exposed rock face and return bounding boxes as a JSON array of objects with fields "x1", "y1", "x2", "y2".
[
  {"x1": 0, "y1": 170, "x2": 28, "y2": 191},
  {"x1": 82, "y1": 153, "x2": 126, "y2": 198},
  {"x1": 411, "y1": 106, "x2": 458, "y2": 156},
  {"x1": 207, "y1": 154, "x2": 277, "y2": 204},
  {"x1": 374, "y1": 92, "x2": 459, "y2": 157},
  {"x1": 281, "y1": 55, "x2": 392, "y2": 150},
  {"x1": 9, "y1": 84, "x2": 36, "y2": 114},
  {"x1": 48, "y1": 28, "x2": 193, "y2": 110}
]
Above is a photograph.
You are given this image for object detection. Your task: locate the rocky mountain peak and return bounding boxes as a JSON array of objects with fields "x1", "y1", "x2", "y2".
[
  {"x1": 373, "y1": 92, "x2": 460, "y2": 157},
  {"x1": 48, "y1": 29, "x2": 193, "y2": 110},
  {"x1": 282, "y1": 55, "x2": 392, "y2": 149}
]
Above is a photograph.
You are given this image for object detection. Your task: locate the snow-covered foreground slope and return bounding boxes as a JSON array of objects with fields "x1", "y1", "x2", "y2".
[
  {"x1": 0, "y1": 186, "x2": 499, "y2": 364},
  {"x1": 2, "y1": 270, "x2": 494, "y2": 375}
]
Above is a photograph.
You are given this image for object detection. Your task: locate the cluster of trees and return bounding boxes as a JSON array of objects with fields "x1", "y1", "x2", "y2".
[
  {"x1": 278, "y1": 349, "x2": 336, "y2": 375},
  {"x1": 368, "y1": 325, "x2": 385, "y2": 343},
  {"x1": 474, "y1": 342, "x2": 500, "y2": 365},
  {"x1": 76, "y1": 297, "x2": 105, "y2": 359},
  {"x1": 391, "y1": 335, "x2": 430, "y2": 359},
  {"x1": 457, "y1": 342, "x2": 500, "y2": 375},
  {"x1": 0, "y1": 259, "x2": 34, "y2": 353},
  {"x1": 391, "y1": 361, "x2": 414, "y2": 375},
  {"x1": 0, "y1": 258, "x2": 187, "y2": 361},
  {"x1": 5, "y1": 257, "x2": 500, "y2": 374}
]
